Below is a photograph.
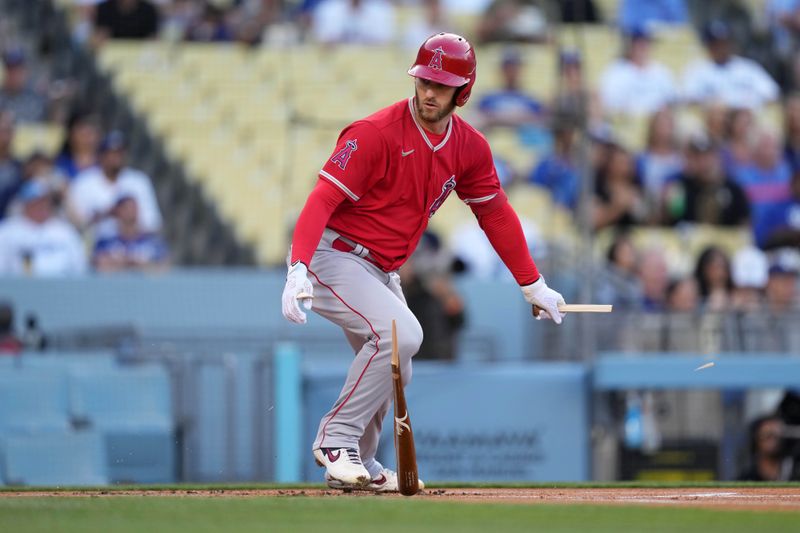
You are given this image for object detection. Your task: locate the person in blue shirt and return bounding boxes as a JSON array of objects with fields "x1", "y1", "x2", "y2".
[
  {"x1": 729, "y1": 131, "x2": 794, "y2": 247},
  {"x1": 476, "y1": 47, "x2": 545, "y2": 136},
  {"x1": 527, "y1": 116, "x2": 579, "y2": 210},
  {"x1": 618, "y1": 0, "x2": 688, "y2": 33},
  {"x1": 92, "y1": 194, "x2": 169, "y2": 273},
  {"x1": 756, "y1": 170, "x2": 800, "y2": 249}
]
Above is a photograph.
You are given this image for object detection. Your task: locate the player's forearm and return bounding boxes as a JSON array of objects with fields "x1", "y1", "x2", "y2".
[
  {"x1": 290, "y1": 179, "x2": 346, "y2": 266},
  {"x1": 476, "y1": 200, "x2": 540, "y2": 286}
]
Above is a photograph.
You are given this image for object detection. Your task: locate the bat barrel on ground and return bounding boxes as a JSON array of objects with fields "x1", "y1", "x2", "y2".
[
  {"x1": 391, "y1": 319, "x2": 420, "y2": 496},
  {"x1": 532, "y1": 304, "x2": 613, "y2": 317}
]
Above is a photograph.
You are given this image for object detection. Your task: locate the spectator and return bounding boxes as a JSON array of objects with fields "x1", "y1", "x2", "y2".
[
  {"x1": 93, "y1": 0, "x2": 160, "y2": 45},
  {"x1": 730, "y1": 130, "x2": 794, "y2": 245},
  {"x1": 0, "y1": 180, "x2": 87, "y2": 276},
  {"x1": 704, "y1": 101, "x2": 728, "y2": 145},
  {"x1": 738, "y1": 415, "x2": 800, "y2": 481},
  {"x1": 783, "y1": 93, "x2": 800, "y2": 173},
  {"x1": 398, "y1": 232, "x2": 465, "y2": 360},
  {"x1": 55, "y1": 112, "x2": 102, "y2": 181},
  {"x1": 475, "y1": 48, "x2": 545, "y2": 133},
  {"x1": 229, "y1": 0, "x2": 295, "y2": 47},
  {"x1": 0, "y1": 300, "x2": 22, "y2": 355},
  {"x1": 159, "y1": 0, "x2": 202, "y2": 42},
  {"x1": 766, "y1": 0, "x2": 800, "y2": 58},
  {"x1": 402, "y1": 0, "x2": 452, "y2": 50},
  {"x1": 0, "y1": 48, "x2": 47, "y2": 124},
  {"x1": 662, "y1": 134, "x2": 750, "y2": 227},
  {"x1": 731, "y1": 246, "x2": 769, "y2": 312},
  {"x1": 759, "y1": 170, "x2": 800, "y2": 249},
  {"x1": 21, "y1": 151, "x2": 68, "y2": 211},
  {"x1": 68, "y1": 130, "x2": 162, "y2": 234},
  {"x1": 693, "y1": 246, "x2": 733, "y2": 312},
  {"x1": 552, "y1": 49, "x2": 601, "y2": 127},
  {"x1": 599, "y1": 28, "x2": 677, "y2": 116},
  {"x1": 592, "y1": 144, "x2": 646, "y2": 230},
  {"x1": 596, "y1": 232, "x2": 642, "y2": 309},
  {"x1": 618, "y1": 0, "x2": 688, "y2": 33},
  {"x1": 638, "y1": 248, "x2": 669, "y2": 311},
  {"x1": 637, "y1": 108, "x2": 683, "y2": 214},
  {"x1": 310, "y1": 0, "x2": 396, "y2": 45},
  {"x1": 665, "y1": 277, "x2": 699, "y2": 312},
  {"x1": 92, "y1": 194, "x2": 169, "y2": 273},
  {"x1": 528, "y1": 116, "x2": 580, "y2": 210},
  {"x1": 766, "y1": 249, "x2": 800, "y2": 313},
  {"x1": 450, "y1": 216, "x2": 543, "y2": 282},
  {"x1": 0, "y1": 112, "x2": 23, "y2": 219},
  {"x1": 721, "y1": 107, "x2": 756, "y2": 172},
  {"x1": 559, "y1": 0, "x2": 600, "y2": 24},
  {"x1": 682, "y1": 20, "x2": 780, "y2": 109},
  {"x1": 186, "y1": 2, "x2": 233, "y2": 42},
  {"x1": 477, "y1": 0, "x2": 551, "y2": 44}
]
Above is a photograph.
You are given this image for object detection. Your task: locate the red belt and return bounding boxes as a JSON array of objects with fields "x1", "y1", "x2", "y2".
[{"x1": 331, "y1": 236, "x2": 380, "y2": 267}]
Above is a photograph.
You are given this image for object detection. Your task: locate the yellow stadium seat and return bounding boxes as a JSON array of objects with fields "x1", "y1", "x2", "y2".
[{"x1": 12, "y1": 124, "x2": 64, "y2": 158}]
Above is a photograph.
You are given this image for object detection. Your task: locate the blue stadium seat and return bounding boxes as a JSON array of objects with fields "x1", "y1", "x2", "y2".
[
  {"x1": 0, "y1": 368, "x2": 71, "y2": 433},
  {"x1": 69, "y1": 365, "x2": 176, "y2": 483},
  {"x1": 0, "y1": 430, "x2": 109, "y2": 486}
]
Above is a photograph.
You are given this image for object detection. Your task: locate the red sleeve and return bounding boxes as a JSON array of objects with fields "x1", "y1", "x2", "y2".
[
  {"x1": 475, "y1": 198, "x2": 540, "y2": 286},
  {"x1": 455, "y1": 131, "x2": 506, "y2": 213},
  {"x1": 319, "y1": 121, "x2": 388, "y2": 202},
  {"x1": 290, "y1": 179, "x2": 347, "y2": 266}
]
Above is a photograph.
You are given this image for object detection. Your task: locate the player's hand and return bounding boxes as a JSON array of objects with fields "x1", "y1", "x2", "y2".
[
  {"x1": 520, "y1": 276, "x2": 566, "y2": 325},
  {"x1": 282, "y1": 261, "x2": 314, "y2": 324}
]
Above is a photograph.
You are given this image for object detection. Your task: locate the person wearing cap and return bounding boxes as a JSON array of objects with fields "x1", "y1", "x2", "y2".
[
  {"x1": 475, "y1": 47, "x2": 545, "y2": 132},
  {"x1": 92, "y1": 194, "x2": 169, "y2": 273},
  {"x1": 68, "y1": 130, "x2": 162, "y2": 234},
  {"x1": 662, "y1": 133, "x2": 750, "y2": 226},
  {"x1": 682, "y1": 20, "x2": 779, "y2": 109},
  {"x1": 599, "y1": 27, "x2": 677, "y2": 115},
  {"x1": 766, "y1": 249, "x2": 800, "y2": 314},
  {"x1": 0, "y1": 111, "x2": 23, "y2": 219},
  {"x1": 0, "y1": 48, "x2": 47, "y2": 124},
  {"x1": 0, "y1": 179, "x2": 86, "y2": 276},
  {"x1": 552, "y1": 48, "x2": 602, "y2": 126}
]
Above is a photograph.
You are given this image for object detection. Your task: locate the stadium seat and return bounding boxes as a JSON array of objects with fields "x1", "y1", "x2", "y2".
[
  {"x1": 0, "y1": 368, "x2": 71, "y2": 433},
  {"x1": 69, "y1": 365, "x2": 176, "y2": 483},
  {"x1": 11, "y1": 124, "x2": 64, "y2": 159},
  {"x1": 0, "y1": 430, "x2": 108, "y2": 486}
]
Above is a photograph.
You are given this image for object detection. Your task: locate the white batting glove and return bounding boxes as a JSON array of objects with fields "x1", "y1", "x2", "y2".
[
  {"x1": 520, "y1": 276, "x2": 566, "y2": 325},
  {"x1": 282, "y1": 261, "x2": 314, "y2": 324}
]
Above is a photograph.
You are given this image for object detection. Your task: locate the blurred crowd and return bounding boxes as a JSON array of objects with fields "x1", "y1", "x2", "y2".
[
  {"x1": 1, "y1": 0, "x2": 799, "y2": 306},
  {"x1": 0, "y1": 105, "x2": 169, "y2": 275}
]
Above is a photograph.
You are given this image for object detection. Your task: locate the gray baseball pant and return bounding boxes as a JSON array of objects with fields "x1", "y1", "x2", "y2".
[{"x1": 308, "y1": 228, "x2": 423, "y2": 474}]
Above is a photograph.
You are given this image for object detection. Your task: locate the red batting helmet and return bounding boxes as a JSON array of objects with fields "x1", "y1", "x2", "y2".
[{"x1": 408, "y1": 32, "x2": 477, "y2": 107}]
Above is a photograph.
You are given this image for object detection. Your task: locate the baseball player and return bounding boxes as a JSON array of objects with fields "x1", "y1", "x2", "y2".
[{"x1": 281, "y1": 33, "x2": 566, "y2": 492}]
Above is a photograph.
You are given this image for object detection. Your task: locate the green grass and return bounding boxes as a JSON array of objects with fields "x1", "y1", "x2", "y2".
[{"x1": 0, "y1": 496, "x2": 798, "y2": 533}]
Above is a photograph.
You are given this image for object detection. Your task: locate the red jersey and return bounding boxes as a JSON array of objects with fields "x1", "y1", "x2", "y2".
[{"x1": 317, "y1": 98, "x2": 505, "y2": 272}]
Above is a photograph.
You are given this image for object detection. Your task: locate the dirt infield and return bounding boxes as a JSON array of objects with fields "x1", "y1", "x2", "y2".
[{"x1": 2, "y1": 487, "x2": 799, "y2": 511}]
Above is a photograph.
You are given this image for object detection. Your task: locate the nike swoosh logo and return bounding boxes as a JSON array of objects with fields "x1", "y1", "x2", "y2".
[
  {"x1": 371, "y1": 474, "x2": 387, "y2": 486},
  {"x1": 324, "y1": 449, "x2": 341, "y2": 462},
  {"x1": 401, "y1": 149, "x2": 415, "y2": 157}
]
